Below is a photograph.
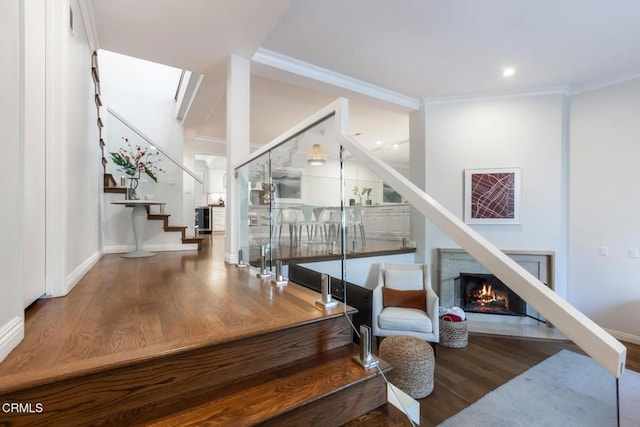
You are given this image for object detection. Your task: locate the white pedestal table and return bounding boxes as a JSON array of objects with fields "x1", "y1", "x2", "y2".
[{"x1": 111, "y1": 200, "x2": 166, "y2": 258}]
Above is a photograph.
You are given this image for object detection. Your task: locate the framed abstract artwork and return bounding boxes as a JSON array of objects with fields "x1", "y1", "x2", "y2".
[{"x1": 464, "y1": 168, "x2": 521, "y2": 225}]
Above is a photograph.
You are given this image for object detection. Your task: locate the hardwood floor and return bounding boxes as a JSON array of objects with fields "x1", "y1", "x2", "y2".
[
  {"x1": 0, "y1": 235, "x2": 350, "y2": 390},
  {"x1": 1, "y1": 234, "x2": 637, "y2": 426}
]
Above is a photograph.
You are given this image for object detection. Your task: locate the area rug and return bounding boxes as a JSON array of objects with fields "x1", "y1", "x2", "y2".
[{"x1": 437, "y1": 349, "x2": 640, "y2": 427}]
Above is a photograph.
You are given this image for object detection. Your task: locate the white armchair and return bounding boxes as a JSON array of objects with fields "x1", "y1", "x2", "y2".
[{"x1": 372, "y1": 262, "x2": 439, "y2": 344}]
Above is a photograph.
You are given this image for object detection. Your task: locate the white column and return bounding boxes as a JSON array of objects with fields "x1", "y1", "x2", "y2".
[
  {"x1": 409, "y1": 103, "x2": 427, "y2": 265},
  {"x1": 224, "y1": 55, "x2": 250, "y2": 264}
]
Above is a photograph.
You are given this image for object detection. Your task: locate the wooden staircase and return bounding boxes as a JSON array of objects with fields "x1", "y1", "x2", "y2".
[
  {"x1": 0, "y1": 311, "x2": 390, "y2": 426},
  {"x1": 104, "y1": 173, "x2": 203, "y2": 250}
]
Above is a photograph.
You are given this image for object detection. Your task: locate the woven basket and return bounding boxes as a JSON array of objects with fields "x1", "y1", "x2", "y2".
[{"x1": 440, "y1": 318, "x2": 468, "y2": 348}]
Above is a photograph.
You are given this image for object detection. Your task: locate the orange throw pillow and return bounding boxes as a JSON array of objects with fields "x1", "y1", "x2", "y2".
[{"x1": 382, "y1": 288, "x2": 426, "y2": 311}]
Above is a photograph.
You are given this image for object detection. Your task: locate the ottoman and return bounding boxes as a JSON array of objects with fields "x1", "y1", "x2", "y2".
[{"x1": 378, "y1": 335, "x2": 435, "y2": 399}]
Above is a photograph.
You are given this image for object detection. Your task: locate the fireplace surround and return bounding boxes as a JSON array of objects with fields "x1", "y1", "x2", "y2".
[{"x1": 437, "y1": 248, "x2": 563, "y2": 338}]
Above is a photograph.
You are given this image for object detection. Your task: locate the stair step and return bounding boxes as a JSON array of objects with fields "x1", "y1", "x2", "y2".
[
  {"x1": 0, "y1": 314, "x2": 354, "y2": 426},
  {"x1": 182, "y1": 238, "x2": 202, "y2": 250},
  {"x1": 165, "y1": 225, "x2": 187, "y2": 232},
  {"x1": 345, "y1": 403, "x2": 414, "y2": 426},
  {"x1": 103, "y1": 187, "x2": 126, "y2": 194},
  {"x1": 146, "y1": 345, "x2": 390, "y2": 426},
  {"x1": 148, "y1": 213, "x2": 171, "y2": 220},
  {"x1": 103, "y1": 173, "x2": 118, "y2": 188}
]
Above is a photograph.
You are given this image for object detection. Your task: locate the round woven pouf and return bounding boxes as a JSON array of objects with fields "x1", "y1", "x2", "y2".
[{"x1": 378, "y1": 335, "x2": 435, "y2": 399}]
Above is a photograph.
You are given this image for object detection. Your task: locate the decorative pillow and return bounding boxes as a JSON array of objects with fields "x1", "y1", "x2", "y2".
[
  {"x1": 385, "y1": 268, "x2": 424, "y2": 291},
  {"x1": 382, "y1": 287, "x2": 427, "y2": 311}
]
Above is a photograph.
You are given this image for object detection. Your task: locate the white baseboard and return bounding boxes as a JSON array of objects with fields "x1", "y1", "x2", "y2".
[
  {"x1": 225, "y1": 252, "x2": 239, "y2": 264},
  {"x1": 0, "y1": 315, "x2": 24, "y2": 363},
  {"x1": 103, "y1": 244, "x2": 198, "y2": 254},
  {"x1": 65, "y1": 250, "x2": 103, "y2": 295},
  {"x1": 606, "y1": 328, "x2": 640, "y2": 346}
]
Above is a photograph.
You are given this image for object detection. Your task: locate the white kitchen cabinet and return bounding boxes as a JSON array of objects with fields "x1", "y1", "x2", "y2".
[
  {"x1": 361, "y1": 204, "x2": 410, "y2": 240},
  {"x1": 212, "y1": 207, "x2": 225, "y2": 231}
]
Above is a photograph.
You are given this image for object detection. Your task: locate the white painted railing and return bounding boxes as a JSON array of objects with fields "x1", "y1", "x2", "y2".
[{"x1": 338, "y1": 132, "x2": 627, "y2": 378}]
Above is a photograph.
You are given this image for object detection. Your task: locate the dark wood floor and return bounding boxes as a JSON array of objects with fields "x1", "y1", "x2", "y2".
[{"x1": 1, "y1": 234, "x2": 637, "y2": 426}]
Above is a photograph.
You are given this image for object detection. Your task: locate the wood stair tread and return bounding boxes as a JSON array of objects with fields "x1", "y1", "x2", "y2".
[
  {"x1": 146, "y1": 345, "x2": 390, "y2": 426},
  {"x1": 103, "y1": 187, "x2": 126, "y2": 194},
  {"x1": 345, "y1": 403, "x2": 414, "y2": 426},
  {"x1": 148, "y1": 213, "x2": 170, "y2": 219}
]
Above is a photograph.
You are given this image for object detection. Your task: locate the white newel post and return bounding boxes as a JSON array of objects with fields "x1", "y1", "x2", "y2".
[{"x1": 225, "y1": 55, "x2": 250, "y2": 264}]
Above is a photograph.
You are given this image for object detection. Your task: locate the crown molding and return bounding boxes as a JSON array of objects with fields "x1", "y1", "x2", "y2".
[
  {"x1": 423, "y1": 86, "x2": 570, "y2": 106},
  {"x1": 192, "y1": 135, "x2": 226, "y2": 144},
  {"x1": 252, "y1": 48, "x2": 420, "y2": 110},
  {"x1": 78, "y1": 0, "x2": 99, "y2": 53},
  {"x1": 571, "y1": 74, "x2": 640, "y2": 95}
]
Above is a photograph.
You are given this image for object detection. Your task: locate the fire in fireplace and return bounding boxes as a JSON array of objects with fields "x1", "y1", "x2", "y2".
[{"x1": 456, "y1": 273, "x2": 526, "y2": 316}]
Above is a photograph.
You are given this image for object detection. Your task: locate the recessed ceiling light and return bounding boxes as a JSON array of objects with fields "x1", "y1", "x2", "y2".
[
  {"x1": 393, "y1": 144, "x2": 399, "y2": 149},
  {"x1": 502, "y1": 67, "x2": 515, "y2": 77},
  {"x1": 376, "y1": 140, "x2": 382, "y2": 145}
]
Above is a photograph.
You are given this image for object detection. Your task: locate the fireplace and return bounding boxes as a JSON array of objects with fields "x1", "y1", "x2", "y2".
[{"x1": 456, "y1": 273, "x2": 526, "y2": 316}]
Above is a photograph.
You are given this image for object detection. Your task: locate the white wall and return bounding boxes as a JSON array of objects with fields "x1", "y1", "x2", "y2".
[
  {"x1": 23, "y1": 0, "x2": 47, "y2": 306},
  {"x1": 0, "y1": 0, "x2": 25, "y2": 362},
  {"x1": 100, "y1": 50, "x2": 189, "y2": 235},
  {"x1": 100, "y1": 50, "x2": 184, "y2": 159},
  {"x1": 570, "y1": 79, "x2": 640, "y2": 343},
  {"x1": 65, "y1": 0, "x2": 101, "y2": 289},
  {"x1": 423, "y1": 94, "x2": 568, "y2": 298}
]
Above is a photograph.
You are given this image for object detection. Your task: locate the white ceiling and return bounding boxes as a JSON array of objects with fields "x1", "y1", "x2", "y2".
[{"x1": 88, "y1": 0, "x2": 640, "y2": 166}]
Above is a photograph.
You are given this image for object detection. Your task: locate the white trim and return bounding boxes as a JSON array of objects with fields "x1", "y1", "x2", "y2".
[
  {"x1": 423, "y1": 86, "x2": 570, "y2": 106},
  {"x1": 103, "y1": 243, "x2": 198, "y2": 254},
  {"x1": 225, "y1": 251, "x2": 239, "y2": 265},
  {"x1": 571, "y1": 73, "x2": 640, "y2": 95},
  {"x1": 0, "y1": 316, "x2": 24, "y2": 363},
  {"x1": 176, "y1": 72, "x2": 203, "y2": 122},
  {"x1": 252, "y1": 48, "x2": 420, "y2": 110},
  {"x1": 45, "y1": 0, "x2": 69, "y2": 298},
  {"x1": 64, "y1": 250, "x2": 103, "y2": 295},
  {"x1": 193, "y1": 135, "x2": 227, "y2": 144},
  {"x1": 77, "y1": 0, "x2": 99, "y2": 52},
  {"x1": 607, "y1": 328, "x2": 640, "y2": 346}
]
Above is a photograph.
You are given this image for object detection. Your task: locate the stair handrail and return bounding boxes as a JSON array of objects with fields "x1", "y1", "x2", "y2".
[
  {"x1": 338, "y1": 128, "x2": 627, "y2": 378},
  {"x1": 106, "y1": 107, "x2": 203, "y2": 185}
]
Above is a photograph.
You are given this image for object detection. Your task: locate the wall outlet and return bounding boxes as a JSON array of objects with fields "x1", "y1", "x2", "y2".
[
  {"x1": 598, "y1": 246, "x2": 609, "y2": 256},
  {"x1": 629, "y1": 248, "x2": 639, "y2": 259}
]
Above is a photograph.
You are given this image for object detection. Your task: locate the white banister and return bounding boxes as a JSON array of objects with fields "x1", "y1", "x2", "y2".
[{"x1": 339, "y1": 132, "x2": 627, "y2": 378}]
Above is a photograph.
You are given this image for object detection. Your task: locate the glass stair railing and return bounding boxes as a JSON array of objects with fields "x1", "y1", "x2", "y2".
[
  {"x1": 234, "y1": 97, "x2": 627, "y2": 426},
  {"x1": 104, "y1": 108, "x2": 204, "y2": 240}
]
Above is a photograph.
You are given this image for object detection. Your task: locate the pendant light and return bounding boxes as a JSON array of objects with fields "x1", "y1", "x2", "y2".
[{"x1": 306, "y1": 144, "x2": 327, "y2": 165}]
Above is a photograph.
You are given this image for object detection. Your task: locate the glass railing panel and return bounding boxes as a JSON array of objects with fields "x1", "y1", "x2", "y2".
[
  {"x1": 105, "y1": 109, "x2": 202, "y2": 234},
  {"x1": 242, "y1": 151, "x2": 272, "y2": 268},
  {"x1": 236, "y1": 162, "x2": 251, "y2": 265},
  {"x1": 268, "y1": 114, "x2": 344, "y2": 268}
]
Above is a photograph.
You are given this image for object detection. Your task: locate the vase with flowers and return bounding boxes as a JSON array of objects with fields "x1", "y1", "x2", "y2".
[
  {"x1": 110, "y1": 137, "x2": 164, "y2": 200},
  {"x1": 361, "y1": 187, "x2": 372, "y2": 205}
]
